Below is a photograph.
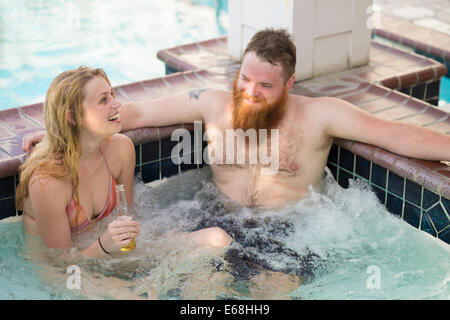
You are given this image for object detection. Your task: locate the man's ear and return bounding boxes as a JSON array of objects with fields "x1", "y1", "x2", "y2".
[{"x1": 286, "y1": 74, "x2": 295, "y2": 90}]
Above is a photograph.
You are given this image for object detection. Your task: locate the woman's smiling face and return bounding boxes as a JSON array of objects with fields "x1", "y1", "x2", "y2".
[{"x1": 80, "y1": 76, "x2": 121, "y2": 138}]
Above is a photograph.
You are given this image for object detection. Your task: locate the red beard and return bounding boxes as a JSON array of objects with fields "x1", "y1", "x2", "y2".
[{"x1": 232, "y1": 71, "x2": 288, "y2": 132}]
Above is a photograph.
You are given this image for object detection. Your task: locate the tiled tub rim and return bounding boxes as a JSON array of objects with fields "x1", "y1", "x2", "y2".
[
  {"x1": 372, "y1": 12, "x2": 450, "y2": 69},
  {"x1": 333, "y1": 138, "x2": 450, "y2": 200},
  {"x1": 373, "y1": 28, "x2": 450, "y2": 66}
]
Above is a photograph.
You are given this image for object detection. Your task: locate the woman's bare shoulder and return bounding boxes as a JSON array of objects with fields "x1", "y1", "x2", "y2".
[
  {"x1": 102, "y1": 133, "x2": 135, "y2": 155},
  {"x1": 27, "y1": 173, "x2": 72, "y2": 217},
  {"x1": 100, "y1": 134, "x2": 136, "y2": 177},
  {"x1": 28, "y1": 173, "x2": 71, "y2": 196}
]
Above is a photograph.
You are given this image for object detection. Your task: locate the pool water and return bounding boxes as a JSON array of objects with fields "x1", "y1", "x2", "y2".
[
  {"x1": 440, "y1": 75, "x2": 450, "y2": 106},
  {"x1": 0, "y1": 0, "x2": 228, "y2": 110},
  {"x1": 1, "y1": 167, "x2": 448, "y2": 300}
]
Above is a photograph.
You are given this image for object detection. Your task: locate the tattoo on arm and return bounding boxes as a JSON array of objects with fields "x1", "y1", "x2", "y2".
[{"x1": 188, "y1": 89, "x2": 208, "y2": 100}]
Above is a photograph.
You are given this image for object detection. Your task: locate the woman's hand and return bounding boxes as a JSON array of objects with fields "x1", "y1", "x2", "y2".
[
  {"x1": 22, "y1": 131, "x2": 45, "y2": 154},
  {"x1": 98, "y1": 218, "x2": 140, "y2": 254}
]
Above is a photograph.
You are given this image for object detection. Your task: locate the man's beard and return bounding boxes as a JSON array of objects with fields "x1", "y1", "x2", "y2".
[{"x1": 232, "y1": 72, "x2": 288, "y2": 132}]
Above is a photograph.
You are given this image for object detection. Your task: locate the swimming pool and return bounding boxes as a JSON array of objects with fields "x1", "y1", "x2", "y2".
[
  {"x1": 440, "y1": 76, "x2": 450, "y2": 106},
  {"x1": 0, "y1": 0, "x2": 228, "y2": 110}
]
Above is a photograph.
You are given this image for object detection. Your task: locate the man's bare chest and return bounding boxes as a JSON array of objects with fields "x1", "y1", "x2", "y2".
[{"x1": 204, "y1": 125, "x2": 304, "y2": 177}]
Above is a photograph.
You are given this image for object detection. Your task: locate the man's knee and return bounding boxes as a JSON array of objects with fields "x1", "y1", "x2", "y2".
[
  {"x1": 190, "y1": 227, "x2": 232, "y2": 247},
  {"x1": 207, "y1": 227, "x2": 232, "y2": 247}
]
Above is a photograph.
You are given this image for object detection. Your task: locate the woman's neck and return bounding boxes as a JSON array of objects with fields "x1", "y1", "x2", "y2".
[{"x1": 79, "y1": 133, "x2": 105, "y2": 162}]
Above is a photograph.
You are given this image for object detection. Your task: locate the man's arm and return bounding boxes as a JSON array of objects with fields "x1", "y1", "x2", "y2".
[
  {"x1": 21, "y1": 89, "x2": 224, "y2": 154},
  {"x1": 318, "y1": 97, "x2": 450, "y2": 161},
  {"x1": 119, "y1": 88, "x2": 216, "y2": 131}
]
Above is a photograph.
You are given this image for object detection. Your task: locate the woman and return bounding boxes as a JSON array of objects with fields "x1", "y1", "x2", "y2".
[{"x1": 17, "y1": 66, "x2": 231, "y2": 259}]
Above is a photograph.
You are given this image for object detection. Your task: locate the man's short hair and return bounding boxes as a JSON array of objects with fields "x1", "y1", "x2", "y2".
[{"x1": 243, "y1": 28, "x2": 296, "y2": 82}]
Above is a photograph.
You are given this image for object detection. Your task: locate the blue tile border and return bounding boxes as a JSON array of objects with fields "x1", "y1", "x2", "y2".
[
  {"x1": 405, "y1": 180, "x2": 422, "y2": 207},
  {"x1": 0, "y1": 197, "x2": 16, "y2": 220},
  {"x1": 135, "y1": 135, "x2": 203, "y2": 184},
  {"x1": 388, "y1": 171, "x2": 404, "y2": 198},
  {"x1": 328, "y1": 144, "x2": 450, "y2": 245}
]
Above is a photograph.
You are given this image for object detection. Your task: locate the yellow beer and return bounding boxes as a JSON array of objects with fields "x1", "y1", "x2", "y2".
[
  {"x1": 116, "y1": 184, "x2": 137, "y2": 252},
  {"x1": 120, "y1": 238, "x2": 136, "y2": 252}
]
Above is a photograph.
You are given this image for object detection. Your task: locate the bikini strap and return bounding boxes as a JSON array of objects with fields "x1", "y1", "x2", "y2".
[{"x1": 99, "y1": 146, "x2": 113, "y2": 176}]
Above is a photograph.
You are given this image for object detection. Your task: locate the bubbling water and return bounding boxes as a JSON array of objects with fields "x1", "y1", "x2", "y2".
[{"x1": 59, "y1": 167, "x2": 449, "y2": 299}]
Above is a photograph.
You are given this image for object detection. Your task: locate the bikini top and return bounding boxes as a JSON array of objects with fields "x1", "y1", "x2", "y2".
[
  {"x1": 67, "y1": 148, "x2": 117, "y2": 233},
  {"x1": 23, "y1": 147, "x2": 117, "y2": 233}
]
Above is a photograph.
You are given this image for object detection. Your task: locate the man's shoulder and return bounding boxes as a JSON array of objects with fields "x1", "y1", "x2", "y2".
[
  {"x1": 208, "y1": 88, "x2": 232, "y2": 101},
  {"x1": 298, "y1": 95, "x2": 342, "y2": 106},
  {"x1": 292, "y1": 95, "x2": 347, "y2": 113},
  {"x1": 286, "y1": 95, "x2": 348, "y2": 130},
  {"x1": 188, "y1": 88, "x2": 231, "y2": 99},
  {"x1": 196, "y1": 88, "x2": 232, "y2": 115},
  {"x1": 187, "y1": 88, "x2": 231, "y2": 111}
]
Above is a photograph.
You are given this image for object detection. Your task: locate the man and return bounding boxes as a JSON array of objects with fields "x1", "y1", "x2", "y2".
[
  {"x1": 24, "y1": 28, "x2": 449, "y2": 208},
  {"x1": 118, "y1": 28, "x2": 449, "y2": 207}
]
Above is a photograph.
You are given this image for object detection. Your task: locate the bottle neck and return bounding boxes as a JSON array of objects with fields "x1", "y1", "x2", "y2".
[{"x1": 115, "y1": 184, "x2": 129, "y2": 215}]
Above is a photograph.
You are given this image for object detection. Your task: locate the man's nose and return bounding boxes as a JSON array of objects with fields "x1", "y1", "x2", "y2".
[{"x1": 246, "y1": 82, "x2": 258, "y2": 98}]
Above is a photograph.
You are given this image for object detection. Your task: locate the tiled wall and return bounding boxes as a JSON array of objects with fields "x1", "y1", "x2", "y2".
[
  {"x1": 327, "y1": 144, "x2": 450, "y2": 245},
  {"x1": 135, "y1": 137, "x2": 204, "y2": 183},
  {"x1": 398, "y1": 79, "x2": 441, "y2": 106},
  {"x1": 0, "y1": 175, "x2": 17, "y2": 220}
]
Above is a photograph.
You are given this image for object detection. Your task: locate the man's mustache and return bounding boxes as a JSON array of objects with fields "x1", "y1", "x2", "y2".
[
  {"x1": 236, "y1": 91, "x2": 266, "y2": 106},
  {"x1": 242, "y1": 93, "x2": 265, "y2": 104}
]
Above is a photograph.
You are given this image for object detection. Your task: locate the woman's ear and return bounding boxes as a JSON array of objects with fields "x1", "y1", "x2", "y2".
[{"x1": 67, "y1": 110, "x2": 75, "y2": 125}]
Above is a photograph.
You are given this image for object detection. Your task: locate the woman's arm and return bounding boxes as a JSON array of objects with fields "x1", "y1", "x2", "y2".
[{"x1": 28, "y1": 176, "x2": 72, "y2": 249}]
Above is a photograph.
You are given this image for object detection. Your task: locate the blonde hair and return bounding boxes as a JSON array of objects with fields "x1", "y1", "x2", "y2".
[{"x1": 16, "y1": 67, "x2": 113, "y2": 222}]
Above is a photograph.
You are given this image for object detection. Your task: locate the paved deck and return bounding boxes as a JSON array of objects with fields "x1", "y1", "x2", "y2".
[{"x1": 374, "y1": 0, "x2": 450, "y2": 36}]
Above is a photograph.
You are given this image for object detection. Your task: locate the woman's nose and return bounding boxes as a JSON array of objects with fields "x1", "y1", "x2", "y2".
[{"x1": 112, "y1": 97, "x2": 121, "y2": 109}]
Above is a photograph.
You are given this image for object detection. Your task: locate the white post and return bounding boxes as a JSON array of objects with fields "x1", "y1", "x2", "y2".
[{"x1": 228, "y1": 0, "x2": 373, "y2": 81}]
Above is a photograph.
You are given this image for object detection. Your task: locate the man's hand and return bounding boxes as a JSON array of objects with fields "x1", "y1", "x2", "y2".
[{"x1": 22, "y1": 131, "x2": 45, "y2": 154}]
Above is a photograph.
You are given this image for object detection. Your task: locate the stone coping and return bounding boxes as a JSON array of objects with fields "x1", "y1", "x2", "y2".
[
  {"x1": 0, "y1": 36, "x2": 448, "y2": 200},
  {"x1": 157, "y1": 36, "x2": 448, "y2": 91},
  {"x1": 373, "y1": 13, "x2": 450, "y2": 68}
]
